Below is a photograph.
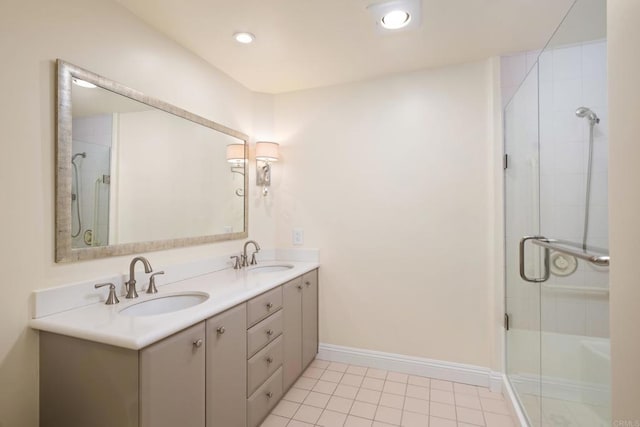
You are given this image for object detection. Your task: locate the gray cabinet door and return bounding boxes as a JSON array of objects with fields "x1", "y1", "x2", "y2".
[
  {"x1": 302, "y1": 269, "x2": 319, "y2": 369},
  {"x1": 39, "y1": 332, "x2": 139, "y2": 427},
  {"x1": 140, "y1": 322, "x2": 206, "y2": 427},
  {"x1": 282, "y1": 276, "x2": 303, "y2": 390},
  {"x1": 206, "y1": 303, "x2": 247, "y2": 427}
]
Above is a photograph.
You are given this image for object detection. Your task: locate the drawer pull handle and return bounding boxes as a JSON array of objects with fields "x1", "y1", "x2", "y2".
[
  {"x1": 266, "y1": 356, "x2": 273, "y2": 364},
  {"x1": 193, "y1": 339, "x2": 203, "y2": 348},
  {"x1": 216, "y1": 326, "x2": 226, "y2": 335},
  {"x1": 266, "y1": 391, "x2": 273, "y2": 399},
  {"x1": 266, "y1": 302, "x2": 273, "y2": 310},
  {"x1": 266, "y1": 329, "x2": 274, "y2": 336},
  {"x1": 305, "y1": 281, "x2": 311, "y2": 286}
]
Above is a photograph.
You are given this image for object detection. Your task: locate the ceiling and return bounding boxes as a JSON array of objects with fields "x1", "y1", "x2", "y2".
[{"x1": 115, "y1": 0, "x2": 576, "y2": 94}]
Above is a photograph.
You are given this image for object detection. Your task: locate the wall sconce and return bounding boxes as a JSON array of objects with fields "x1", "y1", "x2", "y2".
[
  {"x1": 255, "y1": 141, "x2": 279, "y2": 196},
  {"x1": 226, "y1": 144, "x2": 246, "y2": 196}
]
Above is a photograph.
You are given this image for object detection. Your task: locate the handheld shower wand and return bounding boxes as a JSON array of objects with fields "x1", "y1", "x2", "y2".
[
  {"x1": 71, "y1": 152, "x2": 87, "y2": 238},
  {"x1": 575, "y1": 107, "x2": 600, "y2": 126},
  {"x1": 575, "y1": 107, "x2": 599, "y2": 251}
]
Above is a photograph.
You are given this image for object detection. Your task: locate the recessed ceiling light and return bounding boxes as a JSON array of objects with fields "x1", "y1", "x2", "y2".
[
  {"x1": 381, "y1": 10, "x2": 411, "y2": 29},
  {"x1": 367, "y1": 0, "x2": 421, "y2": 33},
  {"x1": 233, "y1": 32, "x2": 255, "y2": 44},
  {"x1": 72, "y1": 78, "x2": 97, "y2": 89}
]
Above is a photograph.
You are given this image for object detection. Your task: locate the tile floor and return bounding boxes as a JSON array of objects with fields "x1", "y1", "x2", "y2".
[{"x1": 261, "y1": 359, "x2": 517, "y2": 427}]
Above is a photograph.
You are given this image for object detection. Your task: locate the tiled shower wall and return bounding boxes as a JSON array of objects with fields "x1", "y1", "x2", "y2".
[
  {"x1": 502, "y1": 40, "x2": 609, "y2": 338},
  {"x1": 71, "y1": 115, "x2": 113, "y2": 248}
]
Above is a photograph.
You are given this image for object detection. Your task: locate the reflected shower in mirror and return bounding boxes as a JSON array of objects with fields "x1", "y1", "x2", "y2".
[{"x1": 57, "y1": 60, "x2": 249, "y2": 262}]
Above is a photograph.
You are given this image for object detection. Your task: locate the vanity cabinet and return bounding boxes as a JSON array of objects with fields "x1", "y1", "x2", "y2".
[
  {"x1": 40, "y1": 322, "x2": 206, "y2": 427},
  {"x1": 206, "y1": 304, "x2": 247, "y2": 427},
  {"x1": 282, "y1": 270, "x2": 319, "y2": 390},
  {"x1": 39, "y1": 268, "x2": 319, "y2": 427}
]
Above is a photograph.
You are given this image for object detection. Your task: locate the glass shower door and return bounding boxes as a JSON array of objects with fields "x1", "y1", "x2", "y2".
[
  {"x1": 504, "y1": 63, "x2": 543, "y2": 426},
  {"x1": 536, "y1": 1, "x2": 610, "y2": 425},
  {"x1": 505, "y1": 1, "x2": 610, "y2": 425}
]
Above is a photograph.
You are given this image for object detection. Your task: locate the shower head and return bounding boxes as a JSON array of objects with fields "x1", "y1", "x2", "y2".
[
  {"x1": 71, "y1": 152, "x2": 87, "y2": 162},
  {"x1": 575, "y1": 107, "x2": 600, "y2": 124}
]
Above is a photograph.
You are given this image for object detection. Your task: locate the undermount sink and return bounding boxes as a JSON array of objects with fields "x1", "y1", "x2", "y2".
[
  {"x1": 247, "y1": 264, "x2": 294, "y2": 274},
  {"x1": 119, "y1": 292, "x2": 209, "y2": 317}
]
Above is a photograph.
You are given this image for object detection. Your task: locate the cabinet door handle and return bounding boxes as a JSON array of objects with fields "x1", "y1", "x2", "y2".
[
  {"x1": 193, "y1": 339, "x2": 203, "y2": 348},
  {"x1": 266, "y1": 391, "x2": 273, "y2": 399},
  {"x1": 305, "y1": 281, "x2": 311, "y2": 286},
  {"x1": 296, "y1": 284, "x2": 302, "y2": 290},
  {"x1": 266, "y1": 356, "x2": 273, "y2": 364},
  {"x1": 216, "y1": 326, "x2": 226, "y2": 335},
  {"x1": 266, "y1": 329, "x2": 274, "y2": 336},
  {"x1": 266, "y1": 302, "x2": 273, "y2": 310}
]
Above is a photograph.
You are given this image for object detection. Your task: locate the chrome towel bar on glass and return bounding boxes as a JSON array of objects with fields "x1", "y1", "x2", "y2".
[
  {"x1": 519, "y1": 236, "x2": 610, "y2": 283},
  {"x1": 519, "y1": 236, "x2": 551, "y2": 283}
]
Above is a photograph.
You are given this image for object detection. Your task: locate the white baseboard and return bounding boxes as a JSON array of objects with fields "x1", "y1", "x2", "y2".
[{"x1": 318, "y1": 343, "x2": 504, "y2": 393}]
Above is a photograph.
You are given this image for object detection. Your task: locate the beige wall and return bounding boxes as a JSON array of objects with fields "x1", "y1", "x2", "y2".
[
  {"x1": 608, "y1": 0, "x2": 640, "y2": 422},
  {"x1": 0, "y1": 0, "x2": 275, "y2": 425},
  {"x1": 273, "y1": 60, "x2": 501, "y2": 368}
]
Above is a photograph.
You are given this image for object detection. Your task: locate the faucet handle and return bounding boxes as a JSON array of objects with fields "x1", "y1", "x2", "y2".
[
  {"x1": 230, "y1": 255, "x2": 242, "y2": 270},
  {"x1": 250, "y1": 251, "x2": 258, "y2": 265},
  {"x1": 95, "y1": 283, "x2": 119, "y2": 305},
  {"x1": 147, "y1": 271, "x2": 165, "y2": 294},
  {"x1": 125, "y1": 280, "x2": 139, "y2": 299}
]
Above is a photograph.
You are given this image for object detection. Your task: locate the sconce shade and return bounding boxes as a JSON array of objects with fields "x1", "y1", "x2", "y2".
[
  {"x1": 226, "y1": 144, "x2": 245, "y2": 164},
  {"x1": 256, "y1": 142, "x2": 280, "y2": 162}
]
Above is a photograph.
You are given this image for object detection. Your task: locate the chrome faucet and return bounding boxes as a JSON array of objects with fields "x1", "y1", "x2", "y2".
[
  {"x1": 125, "y1": 256, "x2": 153, "y2": 299},
  {"x1": 95, "y1": 282, "x2": 119, "y2": 305},
  {"x1": 230, "y1": 255, "x2": 242, "y2": 270},
  {"x1": 242, "y1": 240, "x2": 261, "y2": 267},
  {"x1": 146, "y1": 271, "x2": 165, "y2": 294}
]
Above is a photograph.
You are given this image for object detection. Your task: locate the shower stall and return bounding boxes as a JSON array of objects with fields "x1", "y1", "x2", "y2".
[
  {"x1": 71, "y1": 114, "x2": 113, "y2": 248},
  {"x1": 503, "y1": 1, "x2": 609, "y2": 426}
]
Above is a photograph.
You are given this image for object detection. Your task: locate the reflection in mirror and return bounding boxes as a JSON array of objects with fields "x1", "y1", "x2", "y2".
[{"x1": 57, "y1": 60, "x2": 249, "y2": 262}]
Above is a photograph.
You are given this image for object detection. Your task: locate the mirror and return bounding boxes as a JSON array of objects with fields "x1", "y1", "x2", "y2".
[{"x1": 56, "y1": 60, "x2": 248, "y2": 262}]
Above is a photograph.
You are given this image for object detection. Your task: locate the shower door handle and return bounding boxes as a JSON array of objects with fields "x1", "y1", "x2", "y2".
[{"x1": 519, "y1": 236, "x2": 551, "y2": 283}]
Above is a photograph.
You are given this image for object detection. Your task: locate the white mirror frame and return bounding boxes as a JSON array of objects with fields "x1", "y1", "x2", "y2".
[{"x1": 55, "y1": 59, "x2": 249, "y2": 262}]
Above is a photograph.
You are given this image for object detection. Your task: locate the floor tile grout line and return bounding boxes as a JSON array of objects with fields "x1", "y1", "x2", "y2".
[
  {"x1": 281, "y1": 359, "x2": 517, "y2": 427},
  {"x1": 399, "y1": 379, "x2": 408, "y2": 426},
  {"x1": 452, "y1": 384, "x2": 459, "y2": 423}
]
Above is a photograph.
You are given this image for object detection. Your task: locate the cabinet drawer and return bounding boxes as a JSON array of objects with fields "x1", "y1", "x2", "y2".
[
  {"x1": 247, "y1": 335, "x2": 283, "y2": 397},
  {"x1": 247, "y1": 310, "x2": 283, "y2": 358},
  {"x1": 247, "y1": 367, "x2": 283, "y2": 427},
  {"x1": 247, "y1": 287, "x2": 283, "y2": 327}
]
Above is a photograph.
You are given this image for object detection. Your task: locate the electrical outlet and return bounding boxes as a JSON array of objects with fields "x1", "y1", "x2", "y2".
[{"x1": 292, "y1": 228, "x2": 304, "y2": 246}]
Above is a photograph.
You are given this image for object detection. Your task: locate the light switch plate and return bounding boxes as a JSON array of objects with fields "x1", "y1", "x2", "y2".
[{"x1": 292, "y1": 228, "x2": 304, "y2": 246}]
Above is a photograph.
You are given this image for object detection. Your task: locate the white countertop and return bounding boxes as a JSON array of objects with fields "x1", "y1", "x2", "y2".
[{"x1": 30, "y1": 261, "x2": 319, "y2": 350}]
